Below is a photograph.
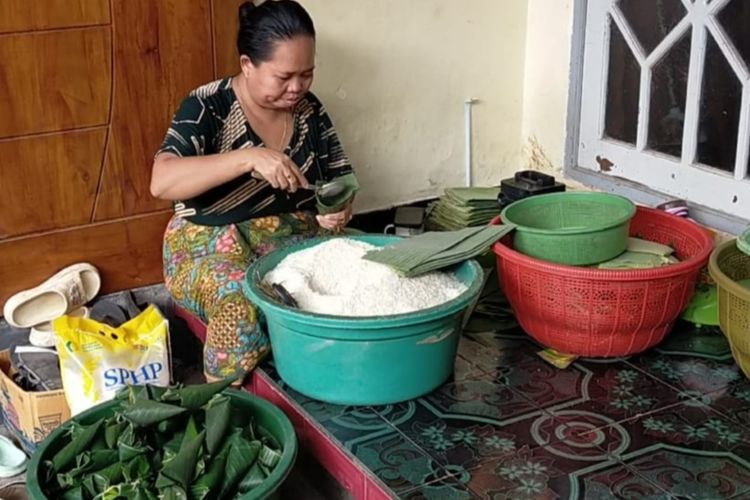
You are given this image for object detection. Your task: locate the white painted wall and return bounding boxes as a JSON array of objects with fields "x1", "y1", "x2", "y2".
[
  {"x1": 301, "y1": 0, "x2": 529, "y2": 212},
  {"x1": 519, "y1": 0, "x2": 576, "y2": 176}
]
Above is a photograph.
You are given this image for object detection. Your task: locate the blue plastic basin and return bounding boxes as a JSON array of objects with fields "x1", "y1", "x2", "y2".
[{"x1": 243, "y1": 235, "x2": 484, "y2": 405}]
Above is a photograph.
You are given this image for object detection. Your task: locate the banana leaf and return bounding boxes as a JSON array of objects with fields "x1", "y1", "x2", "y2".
[
  {"x1": 230, "y1": 410, "x2": 250, "y2": 430},
  {"x1": 205, "y1": 395, "x2": 231, "y2": 456},
  {"x1": 162, "y1": 430, "x2": 185, "y2": 462},
  {"x1": 130, "y1": 385, "x2": 151, "y2": 404},
  {"x1": 105, "y1": 420, "x2": 128, "y2": 448},
  {"x1": 194, "y1": 455, "x2": 206, "y2": 482},
  {"x1": 159, "y1": 429, "x2": 206, "y2": 490},
  {"x1": 67, "y1": 449, "x2": 119, "y2": 480},
  {"x1": 95, "y1": 481, "x2": 159, "y2": 500},
  {"x1": 116, "y1": 423, "x2": 136, "y2": 447},
  {"x1": 56, "y1": 471, "x2": 76, "y2": 490},
  {"x1": 260, "y1": 433, "x2": 280, "y2": 452},
  {"x1": 121, "y1": 399, "x2": 187, "y2": 427},
  {"x1": 190, "y1": 429, "x2": 240, "y2": 500},
  {"x1": 155, "y1": 472, "x2": 175, "y2": 490},
  {"x1": 189, "y1": 454, "x2": 227, "y2": 500},
  {"x1": 237, "y1": 461, "x2": 267, "y2": 494},
  {"x1": 147, "y1": 384, "x2": 168, "y2": 400},
  {"x1": 115, "y1": 423, "x2": 147, "y2": 462},
  {"x1": 89, "y1": 433, "x2": 109, "y2": 451},
  {"x1": 243, "y1": 418, "x2": 257, "y2": 441},
  {"x1": 65, "y1": 420, "x2": 84, "y2": 438},
  {"x1": 60, "y1": 486, "x2": 85, "y2": 500},
  {"x1": 156, "y1": 415, "x2": 183, "y2": 434},
  {"x1": 258, "y1": 443, "x2": 280, "y2": 469},
  {"x1": 81, "y1": 461, "x2": 124, "y2": 497},
  {"x1": 119, "y1": 441, "x2": 147, "y2": 466},
  {"x1": 51, "y1": 420, "x2": 104, "y2": 473},
  {"x1": 160, "y1": 378, "x2": 236, "y2": 410},
  {"x1": 123, "y1": 454, "x2": 151, "y2": 483},
  {"x1": 160, "y1": 485, "x2": 188, "y2": 500},
  {"x1": 114, "y1": 386, "x2": 131, "y2": 401},
  {"x1": 258, "y1": 463, "x2": 271, "y2": 476},
  {"x1": 219, "y1": 437, "x2": 261, "y2": 499},
  {"x1": 184, "y1": 415, "x2": 199, "y2": 441}
]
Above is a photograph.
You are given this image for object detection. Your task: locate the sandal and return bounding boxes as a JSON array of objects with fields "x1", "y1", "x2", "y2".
[
  {"x1": 3, "y1": 263, "x2": 101, "y2": 328},
  {"x1": 0, "y1": 435, "x2": 26, "y2": 478},
  {"x1": 28, "y1": 306, "x2": 89, "y2": 348}
]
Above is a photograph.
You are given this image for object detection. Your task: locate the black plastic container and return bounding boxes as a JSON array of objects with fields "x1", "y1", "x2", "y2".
[{"x1": 498, "y1": 170, "x2": 566, "y2": 209}]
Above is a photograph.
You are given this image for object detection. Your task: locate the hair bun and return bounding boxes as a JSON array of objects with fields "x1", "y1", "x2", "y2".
[{"x1": 238, "y1": 1, "x2": 256, "y2": 27}]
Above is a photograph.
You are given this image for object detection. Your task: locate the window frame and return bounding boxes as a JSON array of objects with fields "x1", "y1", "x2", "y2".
[{"x1": 565, "y1": 0, "x2": 750, "y2": 234}]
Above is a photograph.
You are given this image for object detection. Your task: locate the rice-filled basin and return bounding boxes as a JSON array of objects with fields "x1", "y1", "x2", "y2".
[{"x1": 243, "y1": 235, "x2": 484, "y2": 405}]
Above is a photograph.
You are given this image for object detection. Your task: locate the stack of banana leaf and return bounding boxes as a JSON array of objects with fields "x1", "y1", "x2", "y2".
[
  {"x1": 426, "y1": 187, "x2": 502, "y2": 231},
  {"x1": 364, "y1": 224, "x2": 515, "y2": 277},
  {"x1": 40, "y1": 379, "x2": 281, "y2": 500}
]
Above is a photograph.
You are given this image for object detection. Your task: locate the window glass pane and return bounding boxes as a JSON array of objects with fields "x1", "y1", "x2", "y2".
[
  {"x1": 718, "y1": 0, "x2": 750, "y2": 70},
  {"x1": 648, "y1": 31, "x2": 691, "y2": 158},
  {"x1": 697, "y1": 35, "x2": 742, "y2": 173},
  {"x1": 619, "y1": 0, "x2": 685, "y2": 55},
  {"x1": 605, "y1": 20, "x2": 640, "y2": 145}
]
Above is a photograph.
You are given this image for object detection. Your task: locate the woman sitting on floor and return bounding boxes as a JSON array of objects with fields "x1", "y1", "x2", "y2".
[{"x1": 150, "y1": 0, "x2": 357, "y2": 383}]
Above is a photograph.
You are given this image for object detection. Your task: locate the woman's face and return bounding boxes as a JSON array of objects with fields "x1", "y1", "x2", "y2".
[{"x1": 242, "y1": 36, "x2": 315, "y2": 109}]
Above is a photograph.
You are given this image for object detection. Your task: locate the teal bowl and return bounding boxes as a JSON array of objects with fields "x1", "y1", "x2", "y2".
[{"x1": 244, "y1": 235, "x2": 484, "y2": 405}]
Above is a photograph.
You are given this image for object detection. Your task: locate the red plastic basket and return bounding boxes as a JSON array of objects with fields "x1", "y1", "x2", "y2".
[{"x1": 491, "y1": 206, "x2": 714, "y2": 357}]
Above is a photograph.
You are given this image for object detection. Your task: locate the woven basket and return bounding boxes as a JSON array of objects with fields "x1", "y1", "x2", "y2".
[
  {"x1": 708, "y1": 239, "x2": 750, "y2": 378},
  {"x1": 492, "y1": 207, "x2": 714, "y2": 357}
]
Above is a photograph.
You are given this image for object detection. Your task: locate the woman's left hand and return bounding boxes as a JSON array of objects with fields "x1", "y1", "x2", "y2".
[{"x1": 316, "y1": 202, "x2": 353, "y2": 231}]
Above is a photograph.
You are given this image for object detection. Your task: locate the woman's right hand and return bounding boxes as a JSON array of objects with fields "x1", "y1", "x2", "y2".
[{"x1": 246, "y1": 148, "x2": 310, "y2": 193}]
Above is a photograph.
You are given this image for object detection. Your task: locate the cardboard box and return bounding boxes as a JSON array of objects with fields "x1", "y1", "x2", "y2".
[{"x1": 0, "y1": 350, "x2": 70, "y2": 453}]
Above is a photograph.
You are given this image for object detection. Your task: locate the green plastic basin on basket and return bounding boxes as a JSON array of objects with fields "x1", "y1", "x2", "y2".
[
  {"x1": 500, "y1": 192, "x2": 636, "y2": 265},
  {"x1": 708, "y1": 239, "x2": 750, "y2": 379},
  {"x1": 26, "y1": 389, "x2": 297, "y2": 500},
  {"x1": 243, "y1": 235, "x2": 484, "y2": 405}
]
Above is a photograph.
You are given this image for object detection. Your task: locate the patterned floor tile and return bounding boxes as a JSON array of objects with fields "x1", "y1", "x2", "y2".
[
  {"x1": 454, "y1": 336, "x2": 504, "y2": 380},
  {"x1": 374, "y1": 396, "x2": 564, "y2": 475},
  {"x1": 468, "y1": 332, "x2": 615, "y2": 414},
  {"x1": 459, "y1": 440, "x2": 664, "y2": 499},
  {"x1": 536, "y1": 357, "x2": 685, "y2": 427},
  {"x1": 318, "y1": 409, "x2": 457, "y2": 495},
  {"x1": 255, "y1": 294, "x2": 750, "y2": 499},
  {"x1": 575, "y1": 403, "x2": 750, "y2": 499},
  {"x1": 458, "y1": 331, "x2": 532, "y2": 378},
  {"x1": 625, "y1": 350, "x2": 743, "y2": 397},
  {"x1": 399, "y1": 474, "x2": 478, "y2": 499},
  {"x1": 270, "y1": 377, "x2": 357, "y2": 422},
  {"x1": 649, "y1": 323, "x2": 733, "y2": 361},
  {"x1": 701, "y1": 375, "x2": 750, "y2": 430}
]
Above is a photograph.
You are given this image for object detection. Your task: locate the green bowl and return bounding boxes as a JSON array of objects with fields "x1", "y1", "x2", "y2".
[
  {"x1": 243, "y1": 235, "x2": 484, "y2": 405},
  {"x1": 26, "y1": 389, "x2": 297, "y2": 500},
  {"x1": 501, "y1": 192, "x2": 636, "y2": 265}
]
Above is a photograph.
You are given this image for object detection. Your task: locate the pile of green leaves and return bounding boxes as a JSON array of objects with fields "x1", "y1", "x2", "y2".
[{"x1": 41, "y1": 379, "x2": 283, "y2": 500}]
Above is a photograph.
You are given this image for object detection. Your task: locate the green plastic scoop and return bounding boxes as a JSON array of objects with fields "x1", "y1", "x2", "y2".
[{"x1": 250, "y1": 171, "x2": 347, "y2": 199}]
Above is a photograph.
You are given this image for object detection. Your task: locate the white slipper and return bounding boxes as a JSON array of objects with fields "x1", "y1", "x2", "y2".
[
  {"x1": 28, "y1": 307, "x2": 90, "y2": 348},
  {"x1": 3, "y1": 263, "x2": 100, "y2": 329},
  {"x1": 0, "y1": 436, "x2": 26, "y2": 478}
]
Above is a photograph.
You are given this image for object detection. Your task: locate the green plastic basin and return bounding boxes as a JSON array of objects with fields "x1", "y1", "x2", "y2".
[
  {"x1": 26, "y1": 389, "x2": 297, "y2": 500},
  {"x1": 501, "y1": 192, "x2": 636, "y2": 265},
  {"x1": 244, "y1": 235, "x2": 484, "y2": 405}
]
